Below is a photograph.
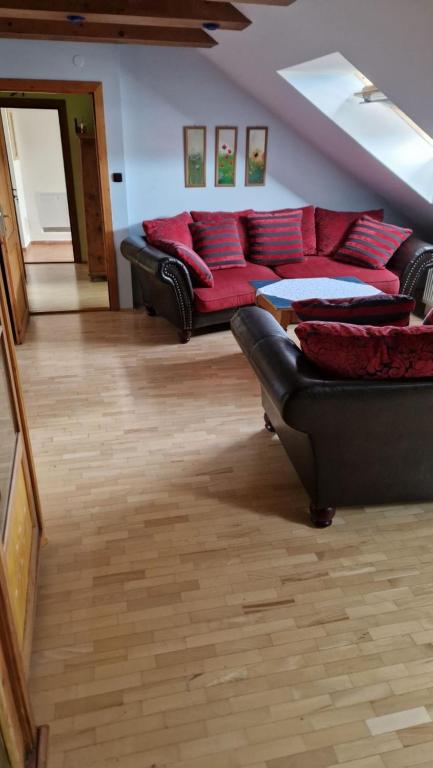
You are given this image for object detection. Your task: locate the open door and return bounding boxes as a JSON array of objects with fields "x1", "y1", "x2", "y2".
[{"x1": 0, "y1": 119, "x2": 28, "y2": 344}]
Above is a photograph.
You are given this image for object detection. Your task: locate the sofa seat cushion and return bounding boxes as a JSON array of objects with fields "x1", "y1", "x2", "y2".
[
  {"x1": 273, "y1": 256, "x2": 400, "y2": 294},
  {"x1": 193, "y1": 264, "x2": 277, "y2": 313},
  {"x1": 296, "y1": 321, "x2": 433, "y2": 379}
]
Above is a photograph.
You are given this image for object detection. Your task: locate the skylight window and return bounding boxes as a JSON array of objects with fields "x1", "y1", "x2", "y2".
[{"x1": 278, "y1": 52, "x2": 433, "y2": 202}]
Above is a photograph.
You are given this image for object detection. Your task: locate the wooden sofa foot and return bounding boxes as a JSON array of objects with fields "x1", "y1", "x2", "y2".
[
  {"x1": 145, "y1": 305, "x2": 157, "y2": 316},
  {"x1": 178, "y1": 330, "x2": 191, "y2": 344},
  {"x1": 310, "y1": 505, "x2": 336, "y2": 528},
  {"x1": 264, "y1": 413, "x2": 275, "y2": 433}
]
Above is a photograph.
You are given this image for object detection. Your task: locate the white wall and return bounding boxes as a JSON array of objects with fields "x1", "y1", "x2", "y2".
[
  {"x1": 0, "y1": 38, "x2": 401, "y2": 307},
  {"x1": 1, "y1": 108, "x2": 31, "y2": 246},
  {"x1": 11, "y1": 108, "x2": 71, "y2": 242}
]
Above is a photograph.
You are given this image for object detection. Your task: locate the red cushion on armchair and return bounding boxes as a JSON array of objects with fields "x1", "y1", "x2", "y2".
[{"x1": 295, "y1": 322, "x2": 433, "y2": 379}]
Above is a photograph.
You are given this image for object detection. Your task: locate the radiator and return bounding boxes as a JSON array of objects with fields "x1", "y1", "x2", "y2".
[
  {"x1": 423, "y1": 268, "x2": 433, "y2": 306},
  {"x1": 36, "y1": 192, "x2": 70, "y2": 232}
]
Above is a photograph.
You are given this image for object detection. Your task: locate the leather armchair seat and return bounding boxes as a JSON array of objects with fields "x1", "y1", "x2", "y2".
[{"x1": 231, "y1": 306, "x2": 433, "y2": 527}]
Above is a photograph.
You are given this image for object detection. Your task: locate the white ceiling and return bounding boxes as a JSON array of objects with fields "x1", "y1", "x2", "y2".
[{"x1": 203, "y1": 0, "x2": 433, "y2": 238}]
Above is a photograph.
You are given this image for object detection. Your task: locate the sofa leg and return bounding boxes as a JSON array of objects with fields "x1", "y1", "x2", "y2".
[
  {"x1": 145, "y1": 305, "x2": 157, "y2": 317},
  {"x1": 310, "y1": 505, "x2": 336, "y2": 528},
  {"x1": 264, "y1": 413, "x2": 275, "y2": 433},
  {"x1": 178, "y1": 330, "x2": 192, "y2": 344}
]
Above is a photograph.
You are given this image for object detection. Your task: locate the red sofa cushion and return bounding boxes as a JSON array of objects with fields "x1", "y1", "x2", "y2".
[
  {"x1": 190, "y1": 209, "x2": 253, "y2": 255},
  {"x1": 292, "y1": 294, "x2": 415, "y2": 327},
  {"x1": 253, "y1": 205, "x2": 316, "y2": 257},
  {"x1": 143, "y1": 211, "x2": 193, "y2": 249},
  {"x1": 424, "y1": 308, "x2": 433, "y2": 325},
  {"x1": 153, "y1": 239, "x2": 213, "y2": 288},
  {"x1": 189, "y1": 219, "x2": 246, "y2": 270},
  {"x1": 247, "y1": 211, "x2": 304, "y2": 266},
  {"x1": 296, "y1": 322, "x2": 433, "y2": 379},
  {"x1": 273, "y1": 256, "x2": 400, "y2": 294},
  {"x1": 315, "y1": 207, "x2": 384, "y2": 257},
  {"x1": 193, "y1": 263, "x2": 276, "y2": 313},
  {"x1": 335, "y1": 216, "x2": 413, "y2": 269}
]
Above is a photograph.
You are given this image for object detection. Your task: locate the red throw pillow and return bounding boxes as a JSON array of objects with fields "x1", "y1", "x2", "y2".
[
  {"x1": 335, "y1": 216, "x2": 412, "y2": 269},
  {"x1": 247, "y1": 211, "x2": 304, "y2": 266},
  {"x1": 190, "y1": 210, "x2": 253, "y2": 255},
  {"x1": 292, "y1": 294, "x2": 415, "y2": 327},
  {"x1": 315, "y1": 207, "x2": 384, "y2": 257},
  {"x1": 295, "y1": 321, "x2": 433, "y2": 379},
  {"x1": 253, "y1": 205, "x2": 316, "y2": 257},
  {"x1": 424, "y1": 308, "x2": 433, "y2": 325},
  {"x1": 153, "y1": 239, "x2": 214, "y2": 288},
  {"x1": 143, "y1": 212, "x2": 193, "y2": 249},
  {"x1": 189, "y1": 219, "x2": 246, "y2": 271}
]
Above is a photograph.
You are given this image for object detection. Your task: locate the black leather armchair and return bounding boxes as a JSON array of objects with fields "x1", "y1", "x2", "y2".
[
  {"x1": 121, "y1": 233, "x2": 433, "y2": 343},
  {"x1": 231, "y1": 306, "x2": 433, "y2": 527}
]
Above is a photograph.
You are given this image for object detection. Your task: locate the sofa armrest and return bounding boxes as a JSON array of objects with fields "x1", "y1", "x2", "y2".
[
  {"x1": 121, "y1": 236, "x2": 194, "y2": 333},
  {"x1": 388, "y1": 235, "x2": 433, "y2": 296}
]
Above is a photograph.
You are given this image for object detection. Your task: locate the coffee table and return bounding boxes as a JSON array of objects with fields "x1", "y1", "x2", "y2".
[{"x1": 252, "y1": 276, "x2": 381, "y2": 329}]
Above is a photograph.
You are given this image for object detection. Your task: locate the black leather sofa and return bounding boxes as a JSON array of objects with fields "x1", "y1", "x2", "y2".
[
  {"x1": 121, "y1": 234, "x2": 433, "y2": 342},
  {"x1": 231, "y1": 306, "x2": 433, "y2": 527}
]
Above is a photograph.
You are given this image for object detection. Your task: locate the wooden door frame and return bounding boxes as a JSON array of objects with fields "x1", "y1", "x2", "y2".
[
  {"x1": 0, "y1": 97, "x2": 82, "y2": 264},
  {"x1": 0, "y1": 79, "x2": 119, "y2": 310}
]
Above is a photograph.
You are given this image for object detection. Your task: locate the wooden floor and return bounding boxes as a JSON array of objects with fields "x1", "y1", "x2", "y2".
[
  {"x1": 16, "y1": 311, "x2": 433, "y2": 768},
  {"x1": 24, "y1": 242, "x2": 74, "y2": 264},
  {"x1": 26, "y1": 263, "x2": 109, "y2": 313}
]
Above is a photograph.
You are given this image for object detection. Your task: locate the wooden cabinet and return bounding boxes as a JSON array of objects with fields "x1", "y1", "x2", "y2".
[
  {"x1": 79, "y1": 135, "x2": 107, "y2": 280},
  {"x1": 0, "y1": 264, "x2": 45, "y2": 766}
]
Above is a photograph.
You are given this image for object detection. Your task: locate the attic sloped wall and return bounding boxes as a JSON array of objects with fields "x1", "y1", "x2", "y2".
[
  {"x1": 205, "y1": 0, "x2": 433, "y2": 240},
  {"x1": 0, "y1": 38, "x2": 401, "y2": 307}
]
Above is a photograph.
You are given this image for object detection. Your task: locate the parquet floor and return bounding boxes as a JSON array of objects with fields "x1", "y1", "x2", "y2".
[
  {"x1": 16, "y1": 311, "x2": 433, "y2": 768},
  {"x1": 26, "y1": 263, "x2": 109, "y2": 313}
]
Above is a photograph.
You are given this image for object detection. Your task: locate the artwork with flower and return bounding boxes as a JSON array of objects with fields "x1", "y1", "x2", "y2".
[
  {"x1": 183, "y1": 126, "x2": 206, "y2": 187},
  {"x1": 246, "y1": 127, "x2": 268, "y2": 186},
  {"x1": 215, "y1": 127, "x2": 237, "y2": 187}
]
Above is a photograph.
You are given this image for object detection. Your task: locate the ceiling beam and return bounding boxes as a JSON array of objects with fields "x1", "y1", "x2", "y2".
[
  {"x1": 0, "y1": 1, "x2": 250, "y2": 29},
  {"x1": 0, "y1": 17, "x2": 218, "y2": 45},
  {"x1": 208, "y1": 0, "x2": 296, "y2": 4}
]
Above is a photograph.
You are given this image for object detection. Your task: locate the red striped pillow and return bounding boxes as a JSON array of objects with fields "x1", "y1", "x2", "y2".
[
  {"x1": 292, "y1": 294, "x2": 415, "y2": 327},
  {"x1": 153, "y1": 239, "x2": 214, "y2": 288},
  {"x1": 335, "y1": 216, "x2": 412, "y2": 269},
  {"x1": 189, "y1": 220, "x2": 246, "y2": 271},
  {"x1": 247, "y1": 211, "x2": 304, "y2": 266}
]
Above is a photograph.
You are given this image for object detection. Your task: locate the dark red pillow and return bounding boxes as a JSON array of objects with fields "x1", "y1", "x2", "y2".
[
  {"x1": 295, "y1": 321, "x2": 433, "y2": 379},
  {"x1": 424, "y1": 308, "x2": 433, "y2": 325},
  {"x1": 189, "y1": 219, "x2": 246, "y2": 271},
  {"x1": 253, "y1": 205, "x2": 316, "y2": 257},
  {"x1": 292, "y1": 294, "x2": 415, "y2": 327},
  {"x1": 190, "y1": 210, "x2": 253, "y2": 255},
  {"x1": 143, "y1": 212, "x2": 193, "y2": 249},
  {"x1": 247, "y1": 211, "x2": 304, "y2": 266},
  {"x1": 153, "y1": 239, "x2": 213, "y2": 288},
  {"x1": 315, "y1": 207, "x2": 384, "y2": 258},
  {"x1": 335, "y1": 216, "x2": 412, "y2": 269}
]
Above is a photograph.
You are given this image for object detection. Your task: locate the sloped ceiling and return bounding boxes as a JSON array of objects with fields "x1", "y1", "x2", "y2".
[{"x1": 203, "y1": 0, "x2": 433, "y2": 238}]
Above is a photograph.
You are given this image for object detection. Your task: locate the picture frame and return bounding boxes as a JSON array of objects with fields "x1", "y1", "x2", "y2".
[
  {"x1": 215, "y1": 126, "x2": 238, "y2": 187},
  {"x1": 245, "y1": 126, "x2": 268, "y2": 186},
  {"x1": 183, "y1": 126, "x2": 206, "y2": 188}
]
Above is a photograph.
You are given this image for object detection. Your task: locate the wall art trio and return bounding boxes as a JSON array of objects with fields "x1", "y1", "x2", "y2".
[{"x1": 183, "y1": 126, "x2": 268, "y2": 188}]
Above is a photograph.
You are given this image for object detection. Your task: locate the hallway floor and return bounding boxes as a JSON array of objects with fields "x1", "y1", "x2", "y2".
[
  {"x1": 26, "y1": 263, "x2": 109, "y2": 313},
  {"x1": 16, "y1": 311, "x2": 433, "y2": 768},
  {"x1": 24, "y1": 242, "x2": 74, "y2": 264}
]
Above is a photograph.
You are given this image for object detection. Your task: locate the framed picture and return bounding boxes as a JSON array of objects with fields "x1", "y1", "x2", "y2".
[
  {"x1": 183, "y1": 126, "x2": 206, "y2": 187},
  {"x1": 215, "y1": 126, "x2": 237, "y2": 187},
  {"x1": 245, "y1": 126, "x2": 268, "y2": 186}
]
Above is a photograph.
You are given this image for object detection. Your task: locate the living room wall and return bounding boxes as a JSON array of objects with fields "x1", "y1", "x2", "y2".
[{"x1": 0, "y1": 39, "x2": 398, "y2": 308}]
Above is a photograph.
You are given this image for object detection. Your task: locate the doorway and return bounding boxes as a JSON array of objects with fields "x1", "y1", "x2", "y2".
[{"x1": 0, "y1": 80, "x2": 118, "y2": 342}]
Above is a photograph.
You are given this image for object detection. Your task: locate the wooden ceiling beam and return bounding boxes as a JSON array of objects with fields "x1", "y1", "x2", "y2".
[
  {"x1": 0, "y1": 1, "x2": 250, "y2": 29},
  {"x1": 0, "y1": 17, "x2": 218, "y2": 45}
]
